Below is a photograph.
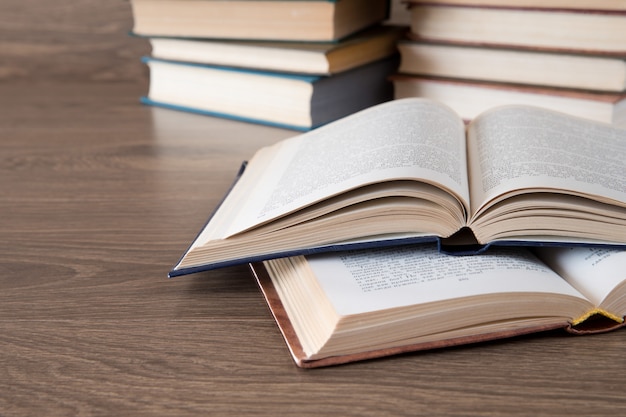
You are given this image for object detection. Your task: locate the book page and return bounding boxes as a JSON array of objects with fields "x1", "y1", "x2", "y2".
[
  {"x1": 535, "y1": 247, "x2": 626, "y2": 307},
  {"x1": 466, "y1": 106, "x2": 626, "y2": 218},
  {"x1": 306, "y1": 245, "x2": 586, "y2": 316},
  {"x1": 221, "y1": 98, "x2": 470, "y2": 237}
]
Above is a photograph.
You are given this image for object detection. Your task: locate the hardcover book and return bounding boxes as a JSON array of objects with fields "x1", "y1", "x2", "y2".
[
  {"x1": 250, "y1": 245, "x2": 626, "y2": 367},
  {"x1": 130, "y1": 0, "x2": 390, "y2": 42},
  {"x1": 147, "y1": 25, "x2": 405, "y2": 75},
  {"x1": 408, "y1": 5, "x2": 626, "y2": 54},
  {"x1": 169, "y1": 98, "x2": 626, "y2": 277},
  {"x1": 141, "y1": 56, "x2": 396, "y2": 131},
  {"x1": 392, "y1": 75, "x2": 626, "y2": 126},
  {"x1": 405, "y1": 0, "x2": 626, "y2": 11},
  {"x1": 397, "y1": 41, "x2": 626, "y2": 93}
]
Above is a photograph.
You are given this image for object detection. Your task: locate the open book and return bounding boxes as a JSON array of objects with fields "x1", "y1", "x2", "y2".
[
  {"x1": 170, "y1": 98, "x2": 626, "y2": 277},
  {"x1": 250, "y1": 245, "x2": 626, "y2": 367}
]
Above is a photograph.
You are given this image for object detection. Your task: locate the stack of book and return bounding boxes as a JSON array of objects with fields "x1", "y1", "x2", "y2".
[
  {"x1": 130, "y1": 0, "x2": 405, "y2": 131},
  {"x1": 393, "y1": 1, "x2": 626, "y2": 125}
]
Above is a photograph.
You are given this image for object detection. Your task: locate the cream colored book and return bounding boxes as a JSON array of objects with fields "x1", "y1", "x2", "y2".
[
  {"x1": 393, "y1": 76, "x2": 626, "y2": 126},
  {"x1": 397, "y1": 41, "x2": 626, "y2": 92},
  {"x1": 251, "y1": 245, "x2": 626, "y2": 367},
  {"x1": 169, "y1": 98, "x2": 626, "y2": 276},
  {"x1": 408, "y1": 5, "x2": 626, "y2": 54},
  {"x1": 405, "y1": 0, "x2": 626, "y2": 12},
  {"x1": 130, "y1": 0, "x2": 389, "y2": 42},
  {"x1": 142, "y1": 56, "x2": 396, "y2": 130},
  {"x1": 148, "y1": 26, "x2": 405, "y2": 75}
]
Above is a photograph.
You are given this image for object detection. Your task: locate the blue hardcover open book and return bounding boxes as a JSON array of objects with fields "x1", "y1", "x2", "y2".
[{"x1": 169, "y1": 98, "x2": 626, "y2": 277}]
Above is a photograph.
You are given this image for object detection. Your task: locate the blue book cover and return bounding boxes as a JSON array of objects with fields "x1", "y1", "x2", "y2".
[{"x1": 141, "y1": 56, "x2": 396, "y2": 130}]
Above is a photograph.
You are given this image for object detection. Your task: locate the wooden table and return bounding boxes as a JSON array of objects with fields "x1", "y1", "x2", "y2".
[{"x1": 1, "y1": 82, "x2": 625, "y2": 416}]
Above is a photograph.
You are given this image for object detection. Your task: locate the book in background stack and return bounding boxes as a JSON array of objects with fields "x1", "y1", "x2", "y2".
[
  {"x1": 393, "y1": 1, "x2": 626, "y2": 125},
  {"x1": 130, "y1": 0, "x2": 406, "y2": 130}
]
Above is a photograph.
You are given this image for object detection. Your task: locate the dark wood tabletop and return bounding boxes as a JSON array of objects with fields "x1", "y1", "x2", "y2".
[{"x1": 1, "y1": 2, "x2": 625, "y2": 416}]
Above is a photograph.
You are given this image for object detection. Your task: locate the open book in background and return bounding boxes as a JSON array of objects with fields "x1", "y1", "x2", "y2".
[
  {"x1": 169, "y1": 98, "x2": 626, "y2": 277},
  {"x1": 250, "y1": 245, "x2": 626, "y2": 367}
]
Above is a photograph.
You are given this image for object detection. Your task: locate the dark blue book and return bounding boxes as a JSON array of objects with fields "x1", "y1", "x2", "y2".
[{"x1": 141, "y1": 56, "x2": 397, "y2": 131}]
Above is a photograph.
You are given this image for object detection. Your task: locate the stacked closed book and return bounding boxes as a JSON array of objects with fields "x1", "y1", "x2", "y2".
[
  {"x1": 393, "y1": 1, "x2": 626, "y2": 125},
  {"x1": 130, "y1": 0, "x2": 405, "y2": 130}
]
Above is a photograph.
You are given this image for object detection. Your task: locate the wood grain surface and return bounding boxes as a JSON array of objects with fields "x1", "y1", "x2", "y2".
[
  {"x1": 1, "y1": 2, "x2": 625, "y2": 416},
  {"x1": 0, "y1": 0, "x2": 149, "y2": 83},
  {"x1": 2, "y1": 80, "x2": 625, "y2": 417}
]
